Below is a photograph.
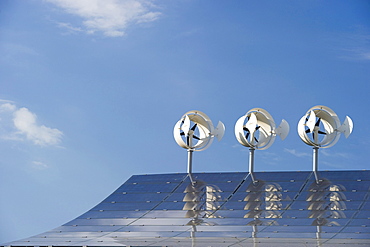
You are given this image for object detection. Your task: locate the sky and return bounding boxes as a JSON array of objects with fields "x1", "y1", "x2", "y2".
[{"x1": 0, "y1": 0, "x2": 369, "y2": 244}]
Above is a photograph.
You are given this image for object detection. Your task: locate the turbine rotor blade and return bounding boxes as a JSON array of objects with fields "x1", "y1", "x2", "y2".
[
  {"x1": 276, "y1": 119, "x2": 289, "y2": 140},
  {"x1": 321, "y1": 118, "x2": 334, "y2": 135},
  {"x1": 213, "y1": 121, "x2": 225, "y2": 141},
  {"x1": 306, "y1": 111, "x2": 316, "y2": 132},
  {"x1": 245, "y1": 113, "x2": 258, "y2": 137},
  {"x1": 191, "y1": 123, "x2": 198, "y2": 131},
  {"x1": 338, "y1": 116, "x2": 353, "y2": 138},
  {"x1": 182, "y1": 115, "x2": 191, "y2": 136}
]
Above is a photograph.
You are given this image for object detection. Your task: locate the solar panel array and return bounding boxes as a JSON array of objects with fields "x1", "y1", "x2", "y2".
[{"x1": 3, "y1": 170, "x2": 370, "y2": 246}]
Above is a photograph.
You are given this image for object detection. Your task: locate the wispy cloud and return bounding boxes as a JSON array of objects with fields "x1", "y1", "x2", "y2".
[
  {"x1": 46, "y1": 0, "x2": 161, "y2": 37},
  {"x1": 284, "y1": 148, "x2": 310, "y2": 158},
  {"x1": 0, "y1": 43, "x2": 40, "y2": 68},
  {"x1": 14, "y1": 108, "x2": 63, "y2": 146},
  {"x1": 1, "y1": 43, "x2": 39, "y2": 56},
  {"x1": 57, "y1": 22, "x2": 84, "y2": 35},
  {"x1": 340, "y1": 47, "x2": 370, "y2": 61},
  {"x1": 32, "y1": 161, "x2": 49, "y2": 170},
  {"x1": 0, "y1": 102, "x2": 63, "y2": 146},
  {"x1": 321, "y1": 161, "x2": 345, "y2": 169},
  {"x1": 260, "y1": 151, "x2": 281, "y2": 166},
  {"x1": 360, "y1": 52, "x2": 370, "y2": 60},
  {"x1": 321, "y1": 149, "x2": 350, "y2": 159},
  {"x1": 334, "y1": 31, "x2": 370, "y2": 61},
  {"x1": 0, "y1": 102, "x2": 16, "y2": 112},
  {"x1": 232, "y1": 144, "x2": 242, "y2": 149}
]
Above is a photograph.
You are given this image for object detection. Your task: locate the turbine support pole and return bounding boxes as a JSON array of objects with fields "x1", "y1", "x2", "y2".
[
  {"x1": 316, "y1": 225, "x2": 322, "y2": 247},
  {"x1": 249, "y1": 148, "x2": 256, "y2": 182},
  {"x1": 187, "y1": 149, "x2": 195, "y2": 183},
  {"x1": 252, "y1": 225, "x2": 258, "y2": 247},
  {"x1": 313, "y1": 147, "x2": 319, "y2": 183}
]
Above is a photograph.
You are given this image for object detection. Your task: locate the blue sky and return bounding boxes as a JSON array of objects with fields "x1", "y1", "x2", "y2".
[{"x1": 0, "y1": 0, "x2": 369, "y2": 243}]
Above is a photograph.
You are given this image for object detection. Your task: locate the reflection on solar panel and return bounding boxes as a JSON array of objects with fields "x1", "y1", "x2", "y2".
[{"x1": 2, "y1": 171, "x2": 370, "y2": 246}]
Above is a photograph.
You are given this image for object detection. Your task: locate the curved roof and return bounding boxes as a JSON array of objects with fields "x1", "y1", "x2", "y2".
[{"x1": 3, "y1": 170, "x2": 370, "y2": 246}]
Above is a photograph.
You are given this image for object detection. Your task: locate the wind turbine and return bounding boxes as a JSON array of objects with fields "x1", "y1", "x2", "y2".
[
  {"x1": 174, "y1": 110, "x2": 225, "y2": 182},
  {"x1": 297, "y1": 105, "x2": 353, "y2": 180},
  {"x1": 235, "y1": 108, "x2": 289, "y2": 181}
]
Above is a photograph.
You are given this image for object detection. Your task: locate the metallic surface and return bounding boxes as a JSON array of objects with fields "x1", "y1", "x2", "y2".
[
  {"x1": 3, "y1": 170, "x2": 370, "y2": 246},
  {"x1": 297, "y1": 105, "x2": 353, "y2": 148},
  {"x1": 173, "y1": 110, "x2": 225, "y2": 152},
  {"x1": 235, "y1": 108, "x2": 289, "y2": 150}
]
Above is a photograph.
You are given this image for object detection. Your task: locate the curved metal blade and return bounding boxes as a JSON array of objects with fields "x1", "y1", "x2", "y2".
[
  {"x1": 181, "y1": 115, "x2": 191, "y2": 136},
  {"x1": 191, "y1": 123, "x2": 198, "y2": 131},
  {"x1": 276, "y1": 119, "x2": 289, "y2": 140},
  {"x1": 244, "y1": 112, "x2": 258, "y2": 138},
  {"x1": 321, "y1": 118, "x2": 334, "y2": 135},
  {"x1": 213, "y1": 121, "x2": 225, "y2": 141},
  {"x1": 338, "y1": 116, "x2": 353, "y2": 138},
  {"x1": 257, "y1": 129, "x2": 268, "y2": 144},
  {"x1": 193, "y1": 135, "x2": 201, "y2": 140},
  {"x1": 245, "y1": 132, "x2": 250, "y2": 139},
  {"x1": 306, "y1": 111, "x2": 316, "y2": 133}
]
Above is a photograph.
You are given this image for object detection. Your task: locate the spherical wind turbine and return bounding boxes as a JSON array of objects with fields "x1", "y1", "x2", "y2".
[
  {"x1": 297, "y1": 105, "x2": 353, "y2": 172},
  {"x1": 235, "y1": 108, "x2": 289, "y2": 177},
  {"x1": 235, "y1": 108, "x2": 289, "y2": 150},
  {"x1": 174, "y1": 110, "x2": 225, "y2": 175}
]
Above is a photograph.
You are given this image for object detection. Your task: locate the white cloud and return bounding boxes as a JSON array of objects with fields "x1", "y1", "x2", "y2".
[
  {"x1": 57, "y1": 22, "x2": 84, "y2": 34},
  {"x1": 321, "y1": 149, "x2": 350, "y2": 159},
  {"x1": 1, "y1": 43, "x2": 39, "y2": 57},
  {"x1": 0, "y1": 102, "x2": 16, "y2": 112},
  {"x1": 339, "y1": 48, "x2": 370, "y2": 61},
  {"x1": 46, "y1": 0, "x2": 161, "y2": 37},
  {"x1": 334, "y1": 31, "x2": 370, "y2": 61},
  {"x1": 321, "y1": 161, "x2": 345, "y2": 169},
  {"x1": 0, "y1": 102, "x2": 63, "y2": 146},
  {"x1": 284, "y1": 148, "x2": 310, "y2": 158},
  {"x1": 32, "y1": 161, "x2": 49, "y2": 170},
  {"x1": 260, "y1": 151, "x2": 281, "y2": 166},
  {"x1": 13, "y1": 108, "x2": 63, "y2": 146},
  {"x1": 232, "y1": 144, "x2": 241, "y2": 149},
  {"x1": 360, "y1": 52, "x2": 370, "y2": 60}
]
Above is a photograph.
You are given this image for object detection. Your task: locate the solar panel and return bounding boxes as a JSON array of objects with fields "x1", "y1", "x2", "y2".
[{"x1": 2, "y1": 170, "x2": 369, "y2": 246}]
